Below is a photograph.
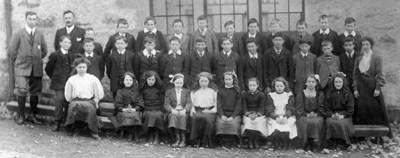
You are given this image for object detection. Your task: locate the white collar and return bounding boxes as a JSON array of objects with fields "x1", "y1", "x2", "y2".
[
  {"x1": 117, "y1": 49, "x2": 126, "y2": 55},
  {"x1": 225, "y1": 85, "x2": 234, "y2": 88},
  {"x1": 25, "y1": 25, "x2": 35, "y2": 34},
  {"x1": 66, "y1": 25, "x2": 75, "y2": 32},
  {"x1": 174, "y1": 33, "x2": 183, "y2": 39},
  {"x1": 175, "y1": 88, "x2": 183, "y2": 92},
  {"x1": 274, "y1": 47, "x2": 282, "y2": 54},
  {"x1": 60, "y1": 48, "x2": 68, "y2": 55},
  {"x1": 249, "y1": 53, "x2": 258, "y2": 59},
  {"x1": 197, "y1": 51, "x2": 205, "y2": 56},
  {"x1": 118, "y1": 32, "x2": 126, "y2": 37},
  {"x1": 85, "y1": 52, "x2": 93, "y2": 57},
  {"x1": 144, "y1": 27, "x2": 157, "y2": 34},
  {"x1": 248, "y1": 32, "x2": 257, "y2": 38},
  {"x1": 344, "y1": 30, "x2": 356, "y2": 37},
  {"x1": 301, "y1": 51, "x2": 309, "y2": 57},
  {"x1": 168, "y1": 49, "x2": 182, "y2": 55},
  {"x1": 223, "y1": 50, "x2": 231, "y2": 56},
  {"x1": 346, "y1": 50, "x2": 355, "y2": 56},
  {"x1": 319, "y1": 28, "x2": 330, "y2": 34},
  {"x1": 143, "y1": 49, "x2": 156, "y2": 57},
  {"x1": 199, "y1": 27, "x2": 207, "y2": 33},
  {"x1": 227, "y1": 34, "x2": 234, "y2": 39}
]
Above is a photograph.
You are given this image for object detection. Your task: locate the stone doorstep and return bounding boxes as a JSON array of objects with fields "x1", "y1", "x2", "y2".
[{"x1": 353, "y1": 125, "x2": 390, "y2": 137}]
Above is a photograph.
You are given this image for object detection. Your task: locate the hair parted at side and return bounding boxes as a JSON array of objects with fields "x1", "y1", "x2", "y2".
[
  {"x1": 191, "y1": 72, "x2": 218, "y2": 92},
  {"x1": 271, "y1": 76, "x2": 291, "y2": 93}
]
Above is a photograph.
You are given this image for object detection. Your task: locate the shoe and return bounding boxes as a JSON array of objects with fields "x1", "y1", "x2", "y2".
[
  {"x1": 16, "y1": 116, "x2": 24, "y2": 125},
  {"x1": 172, "y1": 133, "x2": 180, "y2": 147},
  {"x1": 134, "y1": 132, "x2": 139, "y2": 143},
  {"x1": 52, "y1": 121, "x2": 61, "y2": 131},
  {"x1": 178, "y1": 132, "x2": 186, "y2": 148},
  {"x1": 154, "y1": 132, "x2": 160, "y2": 145},
  {"x1": 91, "y1": 133, "x2": 101, "y2": 140}
]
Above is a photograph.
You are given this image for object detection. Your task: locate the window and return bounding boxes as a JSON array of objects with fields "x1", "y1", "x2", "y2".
[
  {"x1": 151, "y1": 0, "x2": 194, "y2": 35},
  {"x1": 260, "y1": 0, "x2": 305, "y2": 32},
  {"x1": 205, "y1": 0, "x2": 248, "y2": 33}
]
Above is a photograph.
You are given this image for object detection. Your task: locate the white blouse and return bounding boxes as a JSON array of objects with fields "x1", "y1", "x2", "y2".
[
  {"x1": 191, "y1": 88, "x2": 217, "y2": 113},
  {"x1": 64, "y1": 74, "x2": 104, "y2": 103}
]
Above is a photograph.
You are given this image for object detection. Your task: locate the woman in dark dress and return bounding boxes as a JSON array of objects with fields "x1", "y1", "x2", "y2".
[
  {"x1": 353, "y1": 36, "x2": 392, "y2": 137},
  {"x1": 323, "y1": 72, "x2": 354, "y2": 148},
  {"x1": 296, "y1": 74, "x2": 325, "y2": 151}
]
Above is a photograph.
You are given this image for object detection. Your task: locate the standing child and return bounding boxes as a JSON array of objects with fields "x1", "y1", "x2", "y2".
[
  {"x1": 292, "y1": 20, "x2": 314, "y2": 55},
  {"x1": 78, "y1": 28, "x2": 103, "y2": 56},
  {"x1": 312, "y1": 15, "x2": 340, "y2": 57},
  {"x1": 190, "y1": 72, "x2": 218, "y2": 148},
  {"x1": 216, "y1": 71, "x2": 242, "y2": 148},
  {"x1": 214, "y1": 37, "x2": 240, "y2": 88},
  {"x1": 339, "y1": 37, "x2": 360, "y2": 91},
  {"x1": 160, "y1": 36, "x2": 189, "y2": 90},
  {"x1": 106, "y1": 36, "x2": 135, "y2": 98},
  {"x1": 241, "y1": 18, "x2": 267, "y2": 54},
  {"x1": 218, "y1": 20, "x2": 244, "y2": 56},
  {"x1": 238, "y1": 38, "x2": 264, "y2": 91},
  {"x1": 140, "y1": 71, "x2": 165, "y2": 144},
  {"x1": 190, "y1": 15, "x2": 219, "y2": 55},
  {"x1": 45, "y1": 36, "x2": 79, "y2": 131},
  {"x1": 104, "y1": 18, "x2": 136, "y2": 57},
  {"x1": 165, "y1": 74, "x2": 192, "y2": 148},
  {"x1": 83, "y1": 38, "x2": 105, "y2": 80},
  {"x1": 265, "y1": 19, "x2": 294, "y2": 52},
  {"x1": 296, "y1": 74, "x2": 324, "y2": 151},
  {"x1": 266, "y1": 77, "x2": 297, "y2": 150},
  {"x1": 322, "y1": 73, "x2": 354, "y2": 149},
  {"x1": 338, "y1": 17, "x2": 362, "y2": 53},
  {"x1": 292, "y1": 39, "x2": 317, "y2": 94},
  {"x1": 187, "y1": 37, "x2": 214, "y2": 88},
  {"x1": 136, "y1": 17, "x2": 167, "y2": 54},
  {"x1": 316, "y1": 40, "x2": 340, "y2": 93},
  {"x1": 241, "y1": 78, "x2": 268, "y2": 149},
  {"x1": 166, "y1": 19, "x2": 191, "y2": 54},
  {"x1": 134, "y1": 36, "x2": 163, "y2": 84},
  {"x1": 110, "y1": 72, "x2": 143, "y2": 142}
]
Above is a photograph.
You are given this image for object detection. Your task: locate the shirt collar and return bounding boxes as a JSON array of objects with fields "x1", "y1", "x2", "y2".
[
  {"x1": 25, "y1": 25, "x2": 35, "y2": 34},
  {"x1": 119, "y1": 32, "x2": 126, "y2": 37},
  {"x1": 60, "y1": 48, "x2": 68, "y2": 55},
  {"x1": 174, "y1": 33, "x2": 183, "y2": 39},
  {"x1": 248, "y1": 32, "x2": 257, "y2": 38},
  {"x1": 223, "y1": 50, "x2": 231, "y2": 56},
  {"x1": 200, "y1": 27, "x2": 207, "y2": 33},
  {"x1": 274, "y1": 47, "x2": 282, "y2": 54},
  {"x1": 301, "y1": 51, "x2": 309, "y2": 57},
  {"x1": 319, "y1": 28, "x2": 330, "y2": 34},
  {"x1": 344, "y1": 30, "x2": 356, "y2": 37},
  {"x1": 143, "y1": 49, "x2": 156, "y2": 56},
  {"x1": 249, "y1": 53, "x2": 258, "y2": 59},
  {"x1": 197, "y1": 51, "x2": 205, "y2": 56},
  {"x1": 118, "y1": 49, "x2": 126, "y2": 55},
  {"x1": 227, "y1": 34, "x2": 234, "y2": 39},
  {"x1": 168, "y1": 49, "x2": 182, "y2": 55},
  {"x1": 347, "y1": 50, "x2": 355, "y2": 56},
  {"x1": 66, "y1": 25, "x2": 75, "y2": 32},
  {"x1": 144, "y1": 27, "x2": 157, "y2": 34},
  {"x1": 85, "y1": 52, "x2": 93, "y2": 57},
  {"x1": 225, "y1": 85, "x2": 234, "y2": 88}
]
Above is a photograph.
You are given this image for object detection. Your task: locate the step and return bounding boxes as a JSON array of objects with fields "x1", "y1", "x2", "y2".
[
  {"x1": 354, "y1": 125, "x2": 390, "y2": 137},
  {"x1": 99, "y1": 116, "x2": 115, "y2": 129},
  {"x1": 6, "y1": 101, "x2": 55, "y2": 116},
  {"x1": 98, "y1": 102, "x2": 114, "y2": 116}
]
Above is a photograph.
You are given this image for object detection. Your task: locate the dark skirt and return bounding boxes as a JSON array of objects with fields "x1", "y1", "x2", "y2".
[
  {"x1": 325, "y1": 117, "x2": 354, "y2": 145},
  {"x1": 190, "y1": 112, "x2": 216, "y2": 143},
  {"x1": 65, "y1": 99, "x2": 103, "y2": 133},
  {"x1": 109, "y1": 111, "x2": 142, "y2": 128},
  {"x1": 167, "y1": 113, "x2": 189, "y2": 131},
  {"x1": 216, "y1": 116, "x2": 241, "y2": 136},
  {"x1": 298, "y1": 116, "x2": 324, "y2": 144},
  {"x1": 142, "y1": 110, "x2": 165, "y2": 133}
]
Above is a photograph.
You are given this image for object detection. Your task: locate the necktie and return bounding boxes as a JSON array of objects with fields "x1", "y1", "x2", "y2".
[
  {"x1": 87, "y1": 56, "x2": 93, "y2": 62},
  {"x1": 148, "y1": 54, "x2": 153, "y2": 63},
  {"x1": 29, "y1": 31, "x2": 34, "y2": 45},
  {"x1": 224, "y1": 53, "x2": 228, "y2": 59}
]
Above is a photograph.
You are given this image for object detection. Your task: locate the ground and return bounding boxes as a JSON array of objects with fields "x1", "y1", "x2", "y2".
[{"x1": 0, "y1": 118, "x2": 395, "y2": 158}]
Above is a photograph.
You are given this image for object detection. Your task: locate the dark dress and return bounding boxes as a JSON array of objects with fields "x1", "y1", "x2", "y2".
[
  {"x1": 141, "y1": 86, "x2": 165, "y2": 133},
  {"x1": 353, "y1": 53, "x2": 392, "y2": 137},
  {"x1": 216, "y1": 87, "x2": 242, "y2": 136},
  {"x1": 109, "y1": 87, "x2": 144, "y2": 128},
  {"x1": 322, "y1": 88, "x2": 354, "y2": 144},
  {"x1": 164, "y1": 88, "x2": 192, "y2": 131},
  {"x1": 296, "y1": 91, "x2": 325, "y2": 144}
]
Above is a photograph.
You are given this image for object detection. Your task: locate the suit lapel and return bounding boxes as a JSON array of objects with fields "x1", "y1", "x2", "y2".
[
  {"x1": 23, "y1": 30, "x2": 34, "y2": 46},
  {"x1": 68, "y1": 27, "x2": 77, "y2": 38},
  {"x1": 180, "y1": 89, "x2": 187, "y2": 105}
]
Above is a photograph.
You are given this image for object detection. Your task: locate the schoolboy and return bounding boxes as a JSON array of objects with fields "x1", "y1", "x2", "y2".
[
  {"x1": 189, "y1": 15, "x2": 219, "y2": 55},
  {"x1": 312, "y1": 15, "x2": 340, "y2": 57},
  {"x1": 241, "y1": 18, "x2": 267, "y2": 55},
  {"x1": 218, "y1": 20, "x2": 244, "y2": 56},
  {"x1": 238, "y1": 38, "x2": 264, "y2": 91},
  {"x1": 136, "y1": 17, "x2": 167, "y2": 54},
  {"x1": 83, "y1": 38, "x2": 105, "y2": 80},
  {"x1": 214, "y1": 37, "x2": 240, "y2": 87},
  {"x1": 134, "y1": 35, "x2": 163, "y2": 84},
  {"x1": 104, "y1": 18, "x2": 136, "y2": 57},
  {"x1": 165, "y1": 19, "x2": 191, "y2": 54}
]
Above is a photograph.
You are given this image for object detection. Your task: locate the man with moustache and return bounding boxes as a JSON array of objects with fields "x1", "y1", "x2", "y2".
[
  {"x1": 7, "y1": 11, "x2": 48, "y2": 125},
  {"x1": 54, "y1": 10, "x2": 85, "y2": 54}
]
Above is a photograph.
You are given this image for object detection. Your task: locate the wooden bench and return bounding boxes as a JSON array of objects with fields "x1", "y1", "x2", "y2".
[
  {"x1": 6, "y1": 101, "x2": 116, "y2": 129},
  {"x1": 353, "y1": 124, "x2": 390, "y2": 144}
]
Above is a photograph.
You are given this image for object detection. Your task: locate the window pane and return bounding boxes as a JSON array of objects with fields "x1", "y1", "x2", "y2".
[
  {"x1": 153, "y1": 0, "x2": 166, "y2": 16},
  {"x1": 234, "y1": 14, "x2": 247, "y2": 32},
  {"x1": 181, "y1": 16, "x2": 194, "y2": 34},
  {"x1": 221, "y1": 0, "x2": 234, "y2": 14},
  {"x1": 208, "y1": 15, "x2": 222, "y2": 33},
  {"x1": 234, "y1": 2, "x2": 247, "y2": 13},
  {"x1": 261, "y1": 14, "x2": 275, "y2": 31},
  {"x1": 261, "y1": 0, "x2": 275, "y2": 13},
  {"x1": 289, "y1": 0, "x2": 302, "y2": 12},
  {"x1": 167, "y1": 0, "x2": 180, "y2": 15},
  {"x1": 181, "y1": 0, "x2": 194, "y2": 15},
  {"x1": 276, "y1": 14, "x2": 289, "y2": 31},
  {"x1": 289, "y1": 13, "x2": 301, "y2": 31},
  {"x1": 155, "y1": 17, "x2": 167, "y2": 33},
  {"x1": 207, "y1": 0, "x2": 221, "y2": 14},
  {"x1": 275, "y1": 0, "x2": 288, "y2": 12}
]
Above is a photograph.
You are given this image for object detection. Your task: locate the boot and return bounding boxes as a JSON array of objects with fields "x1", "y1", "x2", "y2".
[
  {"x1": 254, "y1": 132, "x2": 260, "y2": 149},
  {"x1": 16, "y1": 96, "x2": 26, "y2": 125},
  {"x1": 248, "y1": 131, "x2": 254, "y2": 149},
  {"x1": 91, "y1": 132, "x2": 101, "y2": 140},
  {"x1": 178, "y1": 131, "x2": 186, "y2": 148},
  {"x1": 29, "y1": 96, "x2": 41, "y2": 124},
  {"x1": 128, "y1": 130, "x2": 133, "y2": 141},
  {"x1": 52, "y1": 120, "x2": 61, "y2": 131},
  {"x1": 154, "y1": 130, "x2": 160, "y2": 145},
  {"x1": 133, "y1": 130, "x2": 139, "y2": 143},
  {"x1": 120, "y1": 129, "x2": 125, "y2": 139},
  {"x1": 172, "y1": 132, "x2": 180, "y2": 147}
]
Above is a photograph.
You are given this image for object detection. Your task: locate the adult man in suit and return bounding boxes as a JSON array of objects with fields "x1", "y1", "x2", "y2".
[
  {"x1": 7, "y1": 11, "x2": 48, "y2": 125},
  {"x1": 54, "y1": 10, "x2": 85, "y2": 54}
]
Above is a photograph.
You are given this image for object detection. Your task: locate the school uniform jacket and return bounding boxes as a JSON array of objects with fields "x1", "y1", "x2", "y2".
[
  {"x1": 166, "y1": 34, "x2": 191, "y2": 54},
  {"x1": 189, "y1": 29, "x2": 219, "y2": 55},
  {"x1": 263, "y1": 48, "x2": 295, "y2": 89},
  {"x1": 316, "y1": 54, "x2": 341, "y2": 89},
  {"x1": 159, "y1": 52, "x2": 189, "y2": 80},
  {"x1": 106, "y1": 50, "x2": 135, "y2": 92},
  {"x1": 218, "y1": 33, "x2": 244, "y2": 56},
  {"x1": 164, "y1": 88, "x2": 192, "y2": 112},
  {"x1": 54, "y1": 25, "x2": 85, "y2": 54},
  {"x1": 338, "y1": 31, "x2": 362, "y2": 53},
  {"x1": 339, "y1": 51, "x2": 361, "y2": 84},
  {"x1": 104, "y1": 33, "x2": 136, "y2": 57},
  {"x1": 265, "y1": 32, "x2": 294, "y2": 53},
  {"x1": 238, "y1": 53, "x2": 264, "y2": 91},
  {"x1": 7, "y1": 28, "x2": 48, "y2": 77},
  {"x1": 291, "y1": 33, "x2": 314, "y2": 55},
  {"x1": 77, "y1": 42, "x2": 104, "y2": 56},
  {"x1": 85, "y1": 53, "x2": 105, "y2": 80},
  {"x1": 241, "y1": 32, "x2": 268, "y2": 55},
  {"x1": 135, "y1": 30, "x2": 167, "y2": 54},
  {"x1": 133, "y1": 50, "x2": 162, "y2": 79},
  {"x1": 213, "y1": 51, "x2": 240, "y2": 81},
  {"x1": 312, "y1": 29, "x2": 340, "y2": 57},
  {"x1": 45, "y1": 50, "x2": 79, "y2": 90},
  {"x1": 187, "y1": 51, "x2": 214, "y2": 81}
]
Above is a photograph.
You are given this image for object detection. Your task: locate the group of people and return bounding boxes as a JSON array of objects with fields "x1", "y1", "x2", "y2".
[{"x1": 7, "y1": 10, "x2": 392, "y2": 151}]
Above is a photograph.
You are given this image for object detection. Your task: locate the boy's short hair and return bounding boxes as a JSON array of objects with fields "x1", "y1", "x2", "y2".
[
  {"x1": 63, "y1": 10, "x2": 75, "y2": 17},
  {"x1": 197, "y1": 15, "x2": 208, "y2": 21},
  {"x1": 115, "y1": 36, "x2": 128, "y2": 43},
  {"x1": 247, "y1": 18, "x2": 259, "y2": 26},
  {"x1": 84, "y1": 38, "x2": 95, "y2": 44},
  {"x1": 319, "y1": 14, "x2": 329, "y2": 21},
  {"x1": 144, "y1": 16, "x2": 156, "y2": 24},
  {"x1": 270, "y1": 18, "x2": 281, "y2": 26},
  {"x1": 299, "y1": 38, "x2": 312, "y2": 46},
  {"x1": 344, "y1": 17, "x2": 356, "y2": 25},
  {"x1": 343, "y1": 37, "x2": 355, "y2": 45},
  {"x1": 224, "y1": 20, "x2": 235, "y2": 28},
  {"x1": 195, "y1": 37, "x2": 206, "y2": 43},
  {"x1": 172, "y1": 19, "x2": 184, "y2": 26},
  {"x1": 296, "y1": 19, "x2": 308, "y2": 28},
  {"x1": 169, "y1": 36, "x2": 181, "y2": 44},
  {"x1": 117, "y1": 18, "x2": 128, "y2": 27},
  {"x1": 321, "y1": 40, "x2": 333, "y2": 48},
  {"x1": 246, "y1": 38, "x2": 257, "y2": 46},
  {"x1": 144, "y1": 35, "x2": 156, "y2": 44},
  {"x1": 59, "y1": 35, "x2": 72, "y2": 42},
  {"x1": 220, "y1": 37, "x2": 233, "y2": 44},
  {"x1": 272, "y1": 32, "x2": 284, "y2": 39},
  {"x1": 25, "y1": 11, "x2": 37, "y2": 19}
]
